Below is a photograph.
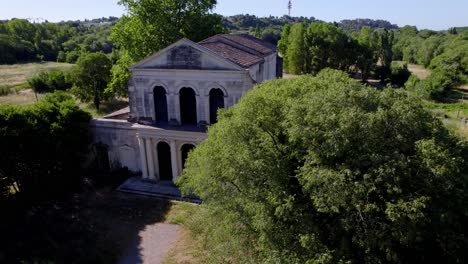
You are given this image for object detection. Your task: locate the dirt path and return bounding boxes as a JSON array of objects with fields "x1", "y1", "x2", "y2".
[{"x1": 118, "y1": 223, "x2": 183, "y2": 264}]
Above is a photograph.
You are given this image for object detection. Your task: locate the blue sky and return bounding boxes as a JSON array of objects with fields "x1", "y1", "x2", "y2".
[{"x1": 0, "y1": 0, "x2": 467, "y2": 30}]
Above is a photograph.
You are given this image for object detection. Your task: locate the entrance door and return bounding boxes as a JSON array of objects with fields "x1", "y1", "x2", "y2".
[{"x1": 157, "y1": 142, "x2": 172, "y2": 181}]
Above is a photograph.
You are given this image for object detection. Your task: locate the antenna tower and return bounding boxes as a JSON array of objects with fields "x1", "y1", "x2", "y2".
[{"x1": 288, "y1": 0, "x2": 292, "y2": 16}]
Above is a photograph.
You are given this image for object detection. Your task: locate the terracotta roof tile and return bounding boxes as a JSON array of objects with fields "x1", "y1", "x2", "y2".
[
  {"x1": 199, "y1": 42, "x2": 264, "y2": 68},
  {"x1": 218, "y1": 34, "x2": 277, "y2": 55}
]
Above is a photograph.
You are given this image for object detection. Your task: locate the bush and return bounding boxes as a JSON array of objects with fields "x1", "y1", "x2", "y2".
[
  {"x1": 390, "y1": 61, "x2": 411, "y2": 86},
  {"x1": 65, "y1": 50, "x2": 81, "y2": 63},
  {"x1": 0, "y1": 85, "x2": 11, "y2": 96},
  {"x1": 0, "y1": 91, "x2": 91, "y2": 203},
  {"x1": 179, "y1": 69, "x2": 468, "y2": 263},
  {"x1": 409, "y1": 69, "x2": 457, "y2": 100},
  {"x1": 27, "y1": 69, "x2": 72, "y2": 93},
  {"x1": 57, "y1": 51, "x2": 66, "y2": 62}
]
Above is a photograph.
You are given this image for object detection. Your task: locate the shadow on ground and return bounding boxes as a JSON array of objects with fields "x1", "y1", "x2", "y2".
[{"x1": 0, "y1": 186, "x2": 174, "y2": 264}]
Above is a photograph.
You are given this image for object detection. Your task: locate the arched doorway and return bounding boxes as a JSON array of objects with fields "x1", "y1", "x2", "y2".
[
  {"x1": 181, "y1": 144, "x2": 196, "y2": 169},
  {"x1": 209, "y1": 88, "x2": 224, "y2": 124},
  {"x1": 157, "y1": 142, "x2": 172, "y2": 181},
  {"x1": 179, "y1": 87, "x2": 197, "y2": 125},
  {"x1": 154, "y1": 86, "x2": 168, "y2": 123}
]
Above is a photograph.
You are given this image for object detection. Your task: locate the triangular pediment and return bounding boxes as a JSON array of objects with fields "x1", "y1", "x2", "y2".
[{"x1": 130, "y1": 38, "x2": 244, "y2": 71}]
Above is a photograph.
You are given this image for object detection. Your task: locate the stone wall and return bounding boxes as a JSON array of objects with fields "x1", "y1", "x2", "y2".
[
  {"x1": 90, "y1": 119, "x2": 140, "y2": 172},
  {"x1": 128, "y1": 70, "x2": 254, "y2": 124}
]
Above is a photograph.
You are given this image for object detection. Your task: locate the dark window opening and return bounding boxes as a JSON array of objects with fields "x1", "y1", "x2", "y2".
[
  {"x1": 157, "y1": 142, "x2": 172, "y2": 181},
  {"x1": 181, "y1": 144, "x2": 196, "y2": 169},
  {"x1": 209, "y1": 88, "x2": 224, "y2": 124},
  {"x1": 154, "y1": 86, "x2": 168, "y2": 123},
  {"x1": 179, "y1": 87, "x2": 197, "y2": 125}
]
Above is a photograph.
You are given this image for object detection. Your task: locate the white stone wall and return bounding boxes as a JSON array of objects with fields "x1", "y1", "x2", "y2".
[
  {"x1": 91, "y1": 118, "x2": 207, "y2": 182},
  {"x1": 129, "y1": 69, "x2": 254, "y2": 124},
  {"x1": 90, "y1": 119, "x2": 140, "y2": 172}
]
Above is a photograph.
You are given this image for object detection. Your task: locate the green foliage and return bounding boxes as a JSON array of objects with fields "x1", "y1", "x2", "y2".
[
  {"x1": 355, "y1": 26, "x2": 376, "y2": 82},
  {"x1": 111, "y1": 0, "x2": 224, "y2": 62},
  {"x1": 408, "y1": 69, "x2": 458, "y2": 100},
  {"x1": 285, "y1": 22, "x2": 306, "y2": 74},
  {"x1": 0, "y1": 17, "x2": 116, "y2": 64},
  {"x1": 393, "y1": 27, "x2": 467, "y2": 86},
  {"x1": 280, "y1": 21, "x2": 378, "y2": 77},
  {"x1": 56, "y1": 50, "x2": 66, "y2": 62},
  {"x1": 65, "y1": 49, "x2": 82, "y2": 63},
  {"x1": 0, "y1": 85, "x2": 11, "y2": 96},
  {"x1": 178, "y1": 69, "x2": 468, "y2": 263},
  {"x1": 0, "y1": 91, "x2": 91, "y2": 202},
  {"x1": 339, "y1": 19, "x2": 398, "y2": 32},
  {"x1": 71, "y1": 52, "x2": 112, "y2": 110},
  {"x1": 283, "y1": 21, "x2": 359, "y2": 75},
  {"x1": 27, "y1": 69, "x2": 72, "y2": 93},
  {"x1": 374, "y1": 29, "x2": 394, "y2": 82},
  {"x1": 390, "y1": 61, "x2": 411, "y2": 86},
  {"x1": 107, "y1": 53, "x2": 132, "y2": 97}
]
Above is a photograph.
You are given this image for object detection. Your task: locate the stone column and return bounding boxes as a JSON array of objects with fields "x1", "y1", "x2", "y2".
[
  {"x1": 170, "y1": 140, "x2": 178, "y2": 182},
  {"x1": 145, "y1": 137, "x2": 155, "y2": 180},
  {"x1": 204, "y1": 94, "x2": 210, "y2": 124},
  {"x1": 174, "y1": 92, "x2": 181, "y2": 124},
  {"x1": 138, "y1": 137, "x2": 148, "y2": 178},
  {"x1": 152, "y1": 139, "x2": 160, "y2": 181},
  {"x1": 196, "y1": 95, "x2": 202, "y2": 124}
]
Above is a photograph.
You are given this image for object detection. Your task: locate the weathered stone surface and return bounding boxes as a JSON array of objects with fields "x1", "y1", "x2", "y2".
[{"x1": 167, "y1": 45, "x2": 202, "y2": 69}]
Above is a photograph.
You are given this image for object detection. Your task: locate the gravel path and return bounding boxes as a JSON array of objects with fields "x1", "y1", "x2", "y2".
[{"x1": 118, "y1": 223, "x2": 182, "y2": 264}]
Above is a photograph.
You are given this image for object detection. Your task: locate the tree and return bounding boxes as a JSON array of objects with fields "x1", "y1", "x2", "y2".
[
  {"x1": 178, "y1": 69, "x2": 468, "y2": 263},
  {"x1": 0, "y1": 91, "x2": 91, "y2": 202},
  {"x1": 356, "y1": 26, "x2": 376, "y2": 82},
  {"x1": 277, "y1": 24, "x2": 291, "y2": 71},
  {"x1": 285, "y1": 22, "x2": 306, "y2": 74},
  {"x1": 374, "y1": 29, "x2": 394, "y2": 82},
  {"x1": 71, "y1": 52, "x2": 112, "y2": 110}
]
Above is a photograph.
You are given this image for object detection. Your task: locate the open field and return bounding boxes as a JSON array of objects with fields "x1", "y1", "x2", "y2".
[
  {"x1": 0, "y1": 88, "x2": 128, "y2": 117},
  {"x1": 408, "y1": 64, "x2": 431, "y2": 79},
  {"x1": 0, "y1": 62, "x2": 73, "y2": 89},
  {"x1": 0, "y1": 89, "x2": 44, "y2": 105},
  {"x1": 426, "y1": 89, "x2": 468, "y2": 139}
]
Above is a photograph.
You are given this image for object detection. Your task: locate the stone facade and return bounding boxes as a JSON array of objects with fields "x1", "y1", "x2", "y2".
[{"x1": 91, "y1": 35, "x2": 281, "y2": 183}]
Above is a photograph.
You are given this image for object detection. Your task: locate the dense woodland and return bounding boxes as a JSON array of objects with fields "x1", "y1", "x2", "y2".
[{"x1": 0, "y1": 1, "x2": 467, "y2": 262}]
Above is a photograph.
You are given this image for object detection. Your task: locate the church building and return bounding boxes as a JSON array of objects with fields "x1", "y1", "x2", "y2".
[{"x1": 91, "y1": 34, "x2": 282, "y2": 183}]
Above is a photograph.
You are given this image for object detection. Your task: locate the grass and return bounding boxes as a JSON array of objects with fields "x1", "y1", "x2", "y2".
[
  {"x1": 408, "y1": 64, "x2": 431, "y2": 80},
  {"x1": 0, "y1": 90, "x2": 44, "y2": 105},
  {"x1": 0, "y1": 88, "x2": 128, "y2": 117},
  {"x1": 425, "y1": 89, "x2": 468, "y2": 139},
  {"x1": 0, "y1": 62, "x2": 73, "y2": 89},
  {"x1": 163, "y1": 202, "x2": 203, "y2": 264},
  {"x1": 78, "y1": 97, "x2": 129, "y2": 118}
]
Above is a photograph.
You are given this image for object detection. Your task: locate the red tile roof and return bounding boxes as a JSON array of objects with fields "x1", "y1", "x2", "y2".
[
  {"x1": 199, "y1": 34, "x2": 277, "y2": 68},
  {"x1": 199, "y1": 42, "x2": 264, "y2": 68}
]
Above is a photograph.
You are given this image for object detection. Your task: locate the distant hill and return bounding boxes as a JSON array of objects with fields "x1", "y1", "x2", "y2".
[
  {"x1": 223, "y1": 14, "x2": 316, "y2": 31},
  {"x1": 339, "y1": 18, "x2": 399, "y2": 31}
]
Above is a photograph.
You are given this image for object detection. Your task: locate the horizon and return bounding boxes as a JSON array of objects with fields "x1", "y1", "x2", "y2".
[{"x1": 0, "y1": 0, "x2": 467, "y2": 30}]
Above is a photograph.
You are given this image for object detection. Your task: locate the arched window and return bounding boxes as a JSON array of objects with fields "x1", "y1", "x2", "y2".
[
  {"x1": 179, "y1": 87, "x2": 197, "y2": 125},
  {"x1": 157, "y1": 142, "x2": 172, "y2": 181},
  {"x1": 209, "y1": 88, "x2": 224, "y2": 124},
  {"x1": 153, "y1": 86, "x2": 168, "y2": 123},
  {"x1": 181, "y1": 144, "x2": 196, "y2": 169}
]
